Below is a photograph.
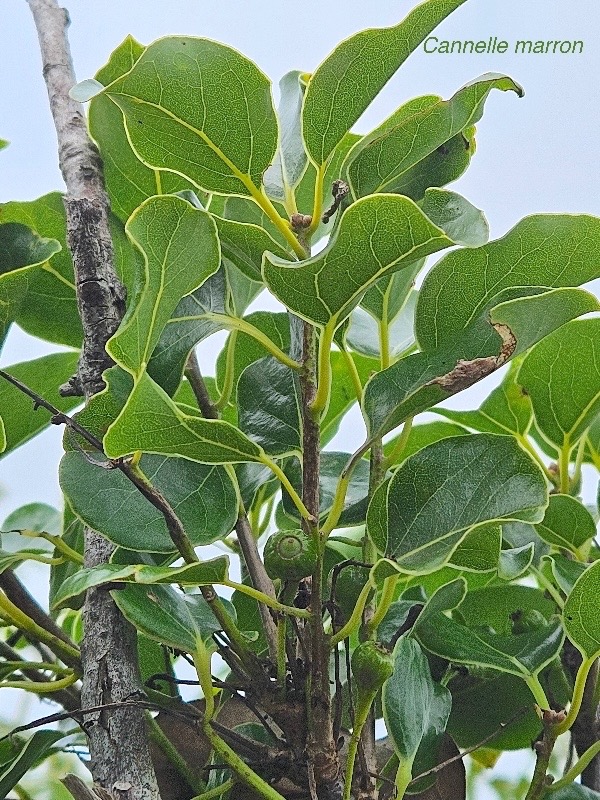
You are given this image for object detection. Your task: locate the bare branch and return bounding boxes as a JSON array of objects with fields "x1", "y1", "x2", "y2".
[{"x1": 25, "y1": 2, "x2": 160, "y2": 796}]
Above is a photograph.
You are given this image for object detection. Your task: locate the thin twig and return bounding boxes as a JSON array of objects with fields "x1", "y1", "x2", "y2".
[{"x1": 409, "y1": 707, "x2": 530, "y2": 784}]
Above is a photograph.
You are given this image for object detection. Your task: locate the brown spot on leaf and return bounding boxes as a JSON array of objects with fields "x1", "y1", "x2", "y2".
[{"x1": 430, "y1": 324, "x2": 516, "y2": 394}]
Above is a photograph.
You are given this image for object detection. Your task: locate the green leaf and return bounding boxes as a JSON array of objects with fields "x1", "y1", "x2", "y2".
[
  {"x1": 216, "y1": 311, "x2": 291, "y2": 395},
  {"x1": 417, "y1": 611, "x2": 564, "y2": 680},
  {"x1": 52, "y1": 556, "x2": 230, "y2": 610},
  {"x1": 107, "y1": 195, "x2": 220, "y2": 377},
  {"x1": 0, "y1": 220, "x2": 62, "y2": 342},
  {"x1": 448, "y1": 672, "x2": 541, "y2": 751},
  {"x1": 416, "y1": 214, "x2": 600, "y2": 351},
  {"x1": 0, "y1": 730, "x2": 67, "y2": 798},
  {"x1": 564, "y1": 560, "x2": 600, "y2": 659},
  {"x1": 498, "y1": 544, "x2": 535, "y2": 581},
  {"x1": 345, "y1": 74, "x2": 522, "y2": 198},
  {"x1": 383, "y1": 637, "x2": 450, "y2": 765},
  {"x1": 302, "y1": 0, "x2": 468, "y2": 167},
  {"x1": 90, "y1": 36, "x2": 197, "y2": 222},
  {"x1": 105, "y1": 37, "x2": 278, "y2": 196},
  {"x1": 60, "y1": 451, "x2": 237, "y2": 552},
  {"x1": 104, "y1": 371, "x2": 264, "y2": 464},
  {"x1": 449, "y1": 525, "x2": 501, "y2": 573},
  {"x1": 0, "y1": 194, "x2": 84, "y2": 347},
  {"x1": 147, "y1": 268, "x2": 228, "y2": 396},
  {"x1": 584, "y1": 415, "x2": 600, "y2": 468},
  {"x1": 383, "y1": 420, "x2": 469, "y2": 467},
  {"x1": 419, "y1": 188, "x2": 489, "y2": 247},
  {"x1": 436, "y1": 358, "x2": 533, "y2": 437},
  {"x1": 49, "y1": 506, "x2": 84, "y2": 611},
  {"x1": 551, "y1": 786, "x2": 600, "y2": 800},
  {"x1": 281, "y1": 452, "x2": 370, "y2": 526},
  {"x1": 213, "y1": 213, "x2": 291, "y2": 281},
  {"x1": 294, "y1": 131, "x2": 360, "y2": 244},
  {"x1": 321, "y1": 351, "x2": 378, "y2": 444},
  {"x1": 366, "y1": 434, "x2": 547, "y2": 574},
  {"x1": 347, "y1": 292, "x2": 417, "y2": 360},
  {"x1": 2, "y1": 502, "x2": 61, "y2": 536},
  {"x1": 361, "y1": 260, "x2": 423, "y2": 324},
  {"x1": 263, "y1": 193, "x2": 456, "y2": 330},
  {"x1": 0, "y1": 416, "x2": 4, "y2": 453},
  {"x1": 535, "y1": 495, "x2": 596, "y2": 557},
  {"x1": 385, "y1": 132, "x2": 476, "y2": 207},
  {"x1": 0, "y1": 352, "x2": 80, "y2": 457},
  {"x1": 412, "y1": 578, "x2": 467, "y2": 635},
  {"x1": 113, "y1": 583, "x2": 235, "y2": 652},
  {"x1": 363, "y1": 287, "x2": 598, "y2": 440},
  {"x1": 545, "y1": 554, "x2": 587, "y2": 596},
  {"x1": 517, "y1": 318, "x2": 600, "y2": 450},
  {"x1": 458, "y1": 585, "x2": 557, "y2": 635},
  {"x1": 0, "y1": 139, "x2": 8, "y2": 151},
  {"x1": 237, "y1": 357, "x2": 301, "y2": 456},
  {"x1": 264, "y1": 71, "x2": 308, "y2": 202}
]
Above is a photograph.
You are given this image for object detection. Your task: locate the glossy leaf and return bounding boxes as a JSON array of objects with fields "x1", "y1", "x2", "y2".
[
  {"x1": 0, "y1": 352, "x2": 80, "y2": 457},
  {"x1": 366, "y1": 434, "x2": 547, "y2": 574},
  {"x1": 2, "y1": 502, "x2": 61, "y2": 536},
  {"x1": 419, "y1": 187, "x2": 489, "y2": 247},
  {"x1": 517, "y1": 318, "x2": 600, "y2": 449},
  {"x1": 52, "y1": 556, "x2": 229, "y2": 610},
  {"x1": 147, "y1": 268, "x2": 228, "y2": 396},
  {"x1": 0, "y1": 221, "x2": 62, "y2": 341},
  {"x1": 363, "y1": 287, "x2": 598, "y2": 440},
  {"x1": 412, "y1": 578, "x2": 467, "y2": 634},
  {"x1": 0, "y1": 194, "x2": 83, "y2": 346},
  {"x1": 535, "y1": 495, "x2": 596, "y2": 557},
  {"x1": 263, "y1": 193, "x2": 455, "y2": 330},
  {"x1": 113, "y1": 583, "x2": 235, "y2": 652},
  {"x1": 90, "y1": 36, "x2": 196, "y2": 222},
  {"x1": 458, "y1": 585, "x2": 556, "y2": 635},
  {"x1": 346, "y1": 74, "x2": 522, "y2": 198},
  {"x1": 264, "y1": 70, "x2": 308, "y2": 202},
  {"x1": 294, "y1": 131, "x2": 360, "y2": 244},
  {"x1": 107, "y1": 195, "x2": 220, "y2": 377},
  {"x1": 104, "y1": 372, "x2": 264, "y2": 464},
  {"x1": 213, "y1": 213, "x2": 291, "y2": 281},
  {"x1": 383, "y1": 420, "x2": 469, "y2": 467},
  {"x1": 383, "y1": 636, "x2": 450, "y2": 766},
  {"x1": 105, "y1": 37, "x2": 278, "y2": 195},
  {"x1": 302, "y1": 0, "x2": 467, "y2": 166},
  {"x1": 60, "y1": 451, "x2": 237, "y2": 552},
  {"x1": 216, "y1": 311, "x2": 291, "y2": 395},
  {"x1": 545, "y1": 554, "x2": 588, "y2": 596},
  {"x1": 416, "y1": 215, "x2": 600, "y2": 351},
  {"x1": 436, "y1": 357, "x2": 533, "y2": 437},
  {"x1": 564, "y1": 560, "x2": 600, "y2": 659},
  {"x1": 448, "y1": 672, "x2": 542, "y2": 751},
  {"x1": 417, "y1": 611, "x2": 564, "y2": 680},
  {"x1": 346, "y1": 292, "x2": 417, "y2": 360},
  {"x1": 0, "y1": 730, "x2": 67, "y2": 798},
  {"x1": 498, "y1": 544, "x2": 535, "y2": 581},
  {"x1": 449, "y1": 525, "x2": 501, "y2": 573},
  {"x1": 282, "y1": 452, "x2": 370, "y2": 526},
  {"x1": 321, "y1": 351, "x2": 378, "y2": 444},
  {"x1": 237, "y1": 357, "x2": 301, "y2": 456}
]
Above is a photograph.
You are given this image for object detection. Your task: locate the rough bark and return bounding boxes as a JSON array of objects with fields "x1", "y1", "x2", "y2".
[{"x1": 26, "y1": 1, "x2": 160, "y2": 797}]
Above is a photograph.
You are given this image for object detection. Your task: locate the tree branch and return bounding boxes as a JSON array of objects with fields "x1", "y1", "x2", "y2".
[{"x1": 25, "y1": 2, "x2": 160, "y2": 797}]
